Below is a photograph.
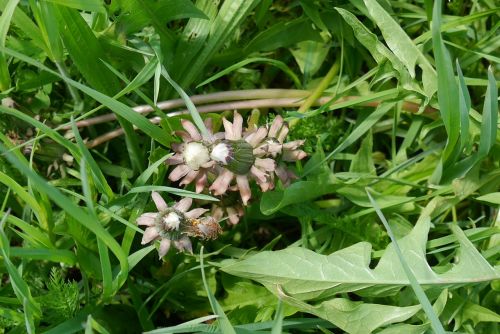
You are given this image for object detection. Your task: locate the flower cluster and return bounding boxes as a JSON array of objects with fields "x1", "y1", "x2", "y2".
[
  {"x1": 137, "y1": 192, "x2": 222, "y2": 258},
  {"x1": 165, "y1": 112, "x2": 306, "y2": 219}
]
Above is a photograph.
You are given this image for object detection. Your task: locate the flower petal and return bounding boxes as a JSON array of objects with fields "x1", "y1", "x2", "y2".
[
  {"x1": 246, "y1": 126, "x2": 268, "y2": 148},
  {"x1": 152, "y1": 192, "x2": 168, "y2": 211},
  {"x1": 168, "y1": 164, "x2": 190, "y2": 182},
  {"x1": 171, "y1": 142, "x2": 185, "y2": 152},
  {"x1": 174, "y1": 236, "x2": 193, "y2": 253},
  {"x1": 211, "y1": 205, "x2": 224, "y2": 221},
  {"x1": 158, "y1": 238, "x2": 171, "y2": 258},
  {"x1": 226, "y1": 207, "x2": 240, "y2": 225},
  {"x1": 222, "y1": 117, "x2": 235, "y2": 140},
  {"x1": 232, "y1": 112, "x2": 243, "y2": 139},
  {"x1": 181, "y1": 119, "x2": 202, "y2": 141},
  {"x1": 195, "y1": 172, "x2": 208, "y2": 193},
  {"x1": 255, "y1": 158, "x2": 276, "y2": 171},
  {"x1": 174, "y1": 197, "x2": 193, "y2": 212},
  {"x1": 283, "y1": 149, "x2": 307, "y2": 161},
  {"x1": 180, "y1": 170, "x2": 198, "y2": 186},
  {"x1": 250, "y1": 165, "x2": 267, "y2": 183},
  {"x1": 209, "y1": 169, "x2": 234, "y2": 196},
  {"x1": 283, "y1": 139, "x2": 305, "y2": 150},
  {"x1": 137, "y1": 213, "x2": 157, "y2": 226},
  {"x1": 166, "y1": 153, "x2": 184, "y2": 165},
  {"x1": 236, "y1": 175, "x2": 251, "y2": 205},
  {"x1": 185, "y1": 208, "x2": 209, "y2": 219},
  {"x1": 277, "y1": 124, "x2": 289, "y2": 143},
  {"x1": 141, "y1": 227, "x2": 159, "y2": 244},
  {"x1": 268, "y1": 115, "x2": 283, "y2": 138}
]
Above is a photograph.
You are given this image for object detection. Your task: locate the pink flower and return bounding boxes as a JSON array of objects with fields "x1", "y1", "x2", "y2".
[
  {"x1": 254, "y1": 115, "x2": 307, "y2": 186},
  {"x1": 166, "y1": 119, "x2": 222, "y2": 193},
  {"x1": 136, "y1": 192, "x2": 221, "y2": 258},
  {"x1": 209, "y1": 112, "x2": 276, "y2": 205}
]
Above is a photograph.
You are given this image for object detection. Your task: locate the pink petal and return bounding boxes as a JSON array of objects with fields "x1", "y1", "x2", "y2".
[
  {"x1": 141, "y1": 227, "x2": 159, "y2": 244},
  {"x1": 185, "y1": 208, "x2": 209, "y2": 219},
  {"x1": 137, "y1": 213, "x2": 157, "y2": 226},
  {"x1": 283, "y1": 150, "x2": 307, "y2": 161},
  {"x1": 232, "y1": 112, "x2": 243, "y2": 139},
  {"x1": 174, "y1": 131, "x2": 192, "y2": 142},
  {"x1": 283, "y1": 140, "x2": 305, "y2": 150},
  {"x1": 226, "y1": 207, "x2": 240, "y2": 225},
  {"x1": 152, "y1": 192, "x2": 168, "y2": 211},
  {"x1": 250, "y1": 165, "x2": 267, "y2": 183},
  {"x1": 174, "y1": 197, "x2": 193, "y2": 212},
  {"x1": 209, "y1": 169, "x2": 234, "y2": 196},
  {"x1": 236, "y1": 175, "x2": 251, "y2": 205},
  {"x1": 211, "y1": 206, "x2": 224, "y2": 221},
  {"x1": 195, "y1": 172, "x2": 208, "y2": 193},
  {"x1": 180, "y1": 170, "x2": 198, "y2": 186},
  {"x1": 255, "y1": 158, "x2": 276, "y2": 171},
  {"x1": 181, "y1": 119, "x2": 202, "y2": 141},
  {"x1": 246, "y1": 127, "x2": 268, "y2": 147},
  {"x1": 166, "y1": 153, "x2": 184, "y2": 165},
  {"x1": 268, "y1": 115, "x2": 283, "y2": 138},
  {"x1": 174, "y1": 236, "x2": 193, "y2": 253},
  {"x1": 158, "y1": 239, "x2": 171, "y2": 258},
  {"x1": 171, "y1": 143, "x2": 185, "y2": 152},
  {"x1": 168, "y1": 164, "x2": 190, "y2": 182},
  {"x1": 204, "y1": 118, "x2": 213, "y2": 131},
  {"x1": 275, "y1": 165, "x2": 290, "y2": 186},
  {"x1": 277, "y1": 124, "x2": 290, "y2": 143},
  {"x1": 222, "y1": 117, "x2": 235, "y2": 140}
]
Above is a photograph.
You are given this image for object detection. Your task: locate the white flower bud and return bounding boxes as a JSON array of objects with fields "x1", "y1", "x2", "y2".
[{"x1": 182, "y1": 142, "x2": 210, "y2": 170}]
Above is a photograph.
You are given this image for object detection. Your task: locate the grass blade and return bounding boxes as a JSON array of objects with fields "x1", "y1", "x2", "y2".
[
  {"x1": 366, "y1": 190, "x2": 445, "y2": 334},
  {"x1": 0, "y1": 0, "x2": 19, "y2": 90}
]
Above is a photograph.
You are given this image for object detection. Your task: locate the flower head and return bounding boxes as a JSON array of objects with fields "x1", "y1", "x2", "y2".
[
  {"x1": 166, "y1": 119, "x2": 221, "y2": 193},
  {"x1": 209, "y1": 111, "x2": 276, "y2": 205},
  {"x1": 136, "y1": 192, "x2": 221, "y2": 258}
]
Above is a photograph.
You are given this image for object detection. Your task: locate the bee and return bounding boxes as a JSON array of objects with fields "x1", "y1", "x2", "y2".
[{"x1": 185, "y1": 217, "x2": 222, "y2": 240}]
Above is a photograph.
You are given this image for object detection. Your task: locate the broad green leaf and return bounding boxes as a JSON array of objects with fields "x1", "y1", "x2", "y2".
[
  {"x1": 476, "y1": 192, "x2": 500, "y2": 205},
  {"x1": 54, "y1": 5, "x2": 120, "y2": 95},
  {"x1": 223, "y1": 202, "x2": 499, "y2": 300},
  {"x1": 290, "y1": 40, "x2": 330, "y2": 80},
  {"x1": 29, "y1": 0, "x2": 63, "y2": 62},
  {"x1": 363, "y1": 0, "x2": 437, "y2": 97},
  {"x1": 260, "y1": 181, "x2": 337, "y2": 215},
  {"x1": 279, "y1": 296, "x2": 421, "y2": 334}
]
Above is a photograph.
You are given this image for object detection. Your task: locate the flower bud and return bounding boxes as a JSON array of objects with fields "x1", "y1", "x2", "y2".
[
  {"x1": 182, "y1": 142, "x2": 210, "y2": 170},
  {"x1": 210, "y1": 139, "x2": 255, "y2": 175}
]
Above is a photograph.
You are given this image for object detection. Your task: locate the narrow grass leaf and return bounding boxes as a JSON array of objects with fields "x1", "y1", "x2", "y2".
[
  {"x1": 54, "y1": 5, "x2": 120, "y2": 95},
  {"x1": 10, "y1": 247, "x2": 76, "y2": 265},
  {"x1": 0, "y1": 171, "x2": 48, "y2": 230},
  {"x1": 431, "y1": 0, "x2": 460, "y2": 166},
  {"x1": 0, "y1": 210, "x2": 42, "y2": 321},
  {"x1": 477, "y1": 67, "x2": 498, "y2": 158},
  {"x1": 71, "y1": 119, "x2": 114, "y2": 199},
  {"x1": 160, "y1": 64, "x2": 209, "y2": 138},
  {"x1": 366, "y1": 191, "x2": 445, "y2": 334},
  {"x1": 197, "y1": 57, "x2": 301, "y2": 88},
  {"x1": 0, "y1": 142, "x2": 129, "y2": 292},
  {"x1": 129, "y1": 186, "x2": 218, "y2": 201},
  {"x1": 271, "y1": 299, "x2": 285, "y2": 334},
  {"x1": 456, "y1": 60, "x2": 471, "y2": 151},
  {"x1": 200, "y1": 247, "x2": 236, "y2": 334},
  {"x1": 0, "y1": 46, "x2": 170, "y2": 146},
  {"x1": 304, "y1": 102, "x2": 394, "y2": 175},
  {"x1": 0, "y1": 0, "x2": 19, "y2": 89},
  {"x1": 44, "y1": 0, "x2": 105, "y2": 12}
]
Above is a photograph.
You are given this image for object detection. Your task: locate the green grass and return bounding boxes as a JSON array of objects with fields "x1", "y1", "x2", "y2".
[{"x1": 0, "y1": 1, "x2": 498, "y2": 333}]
